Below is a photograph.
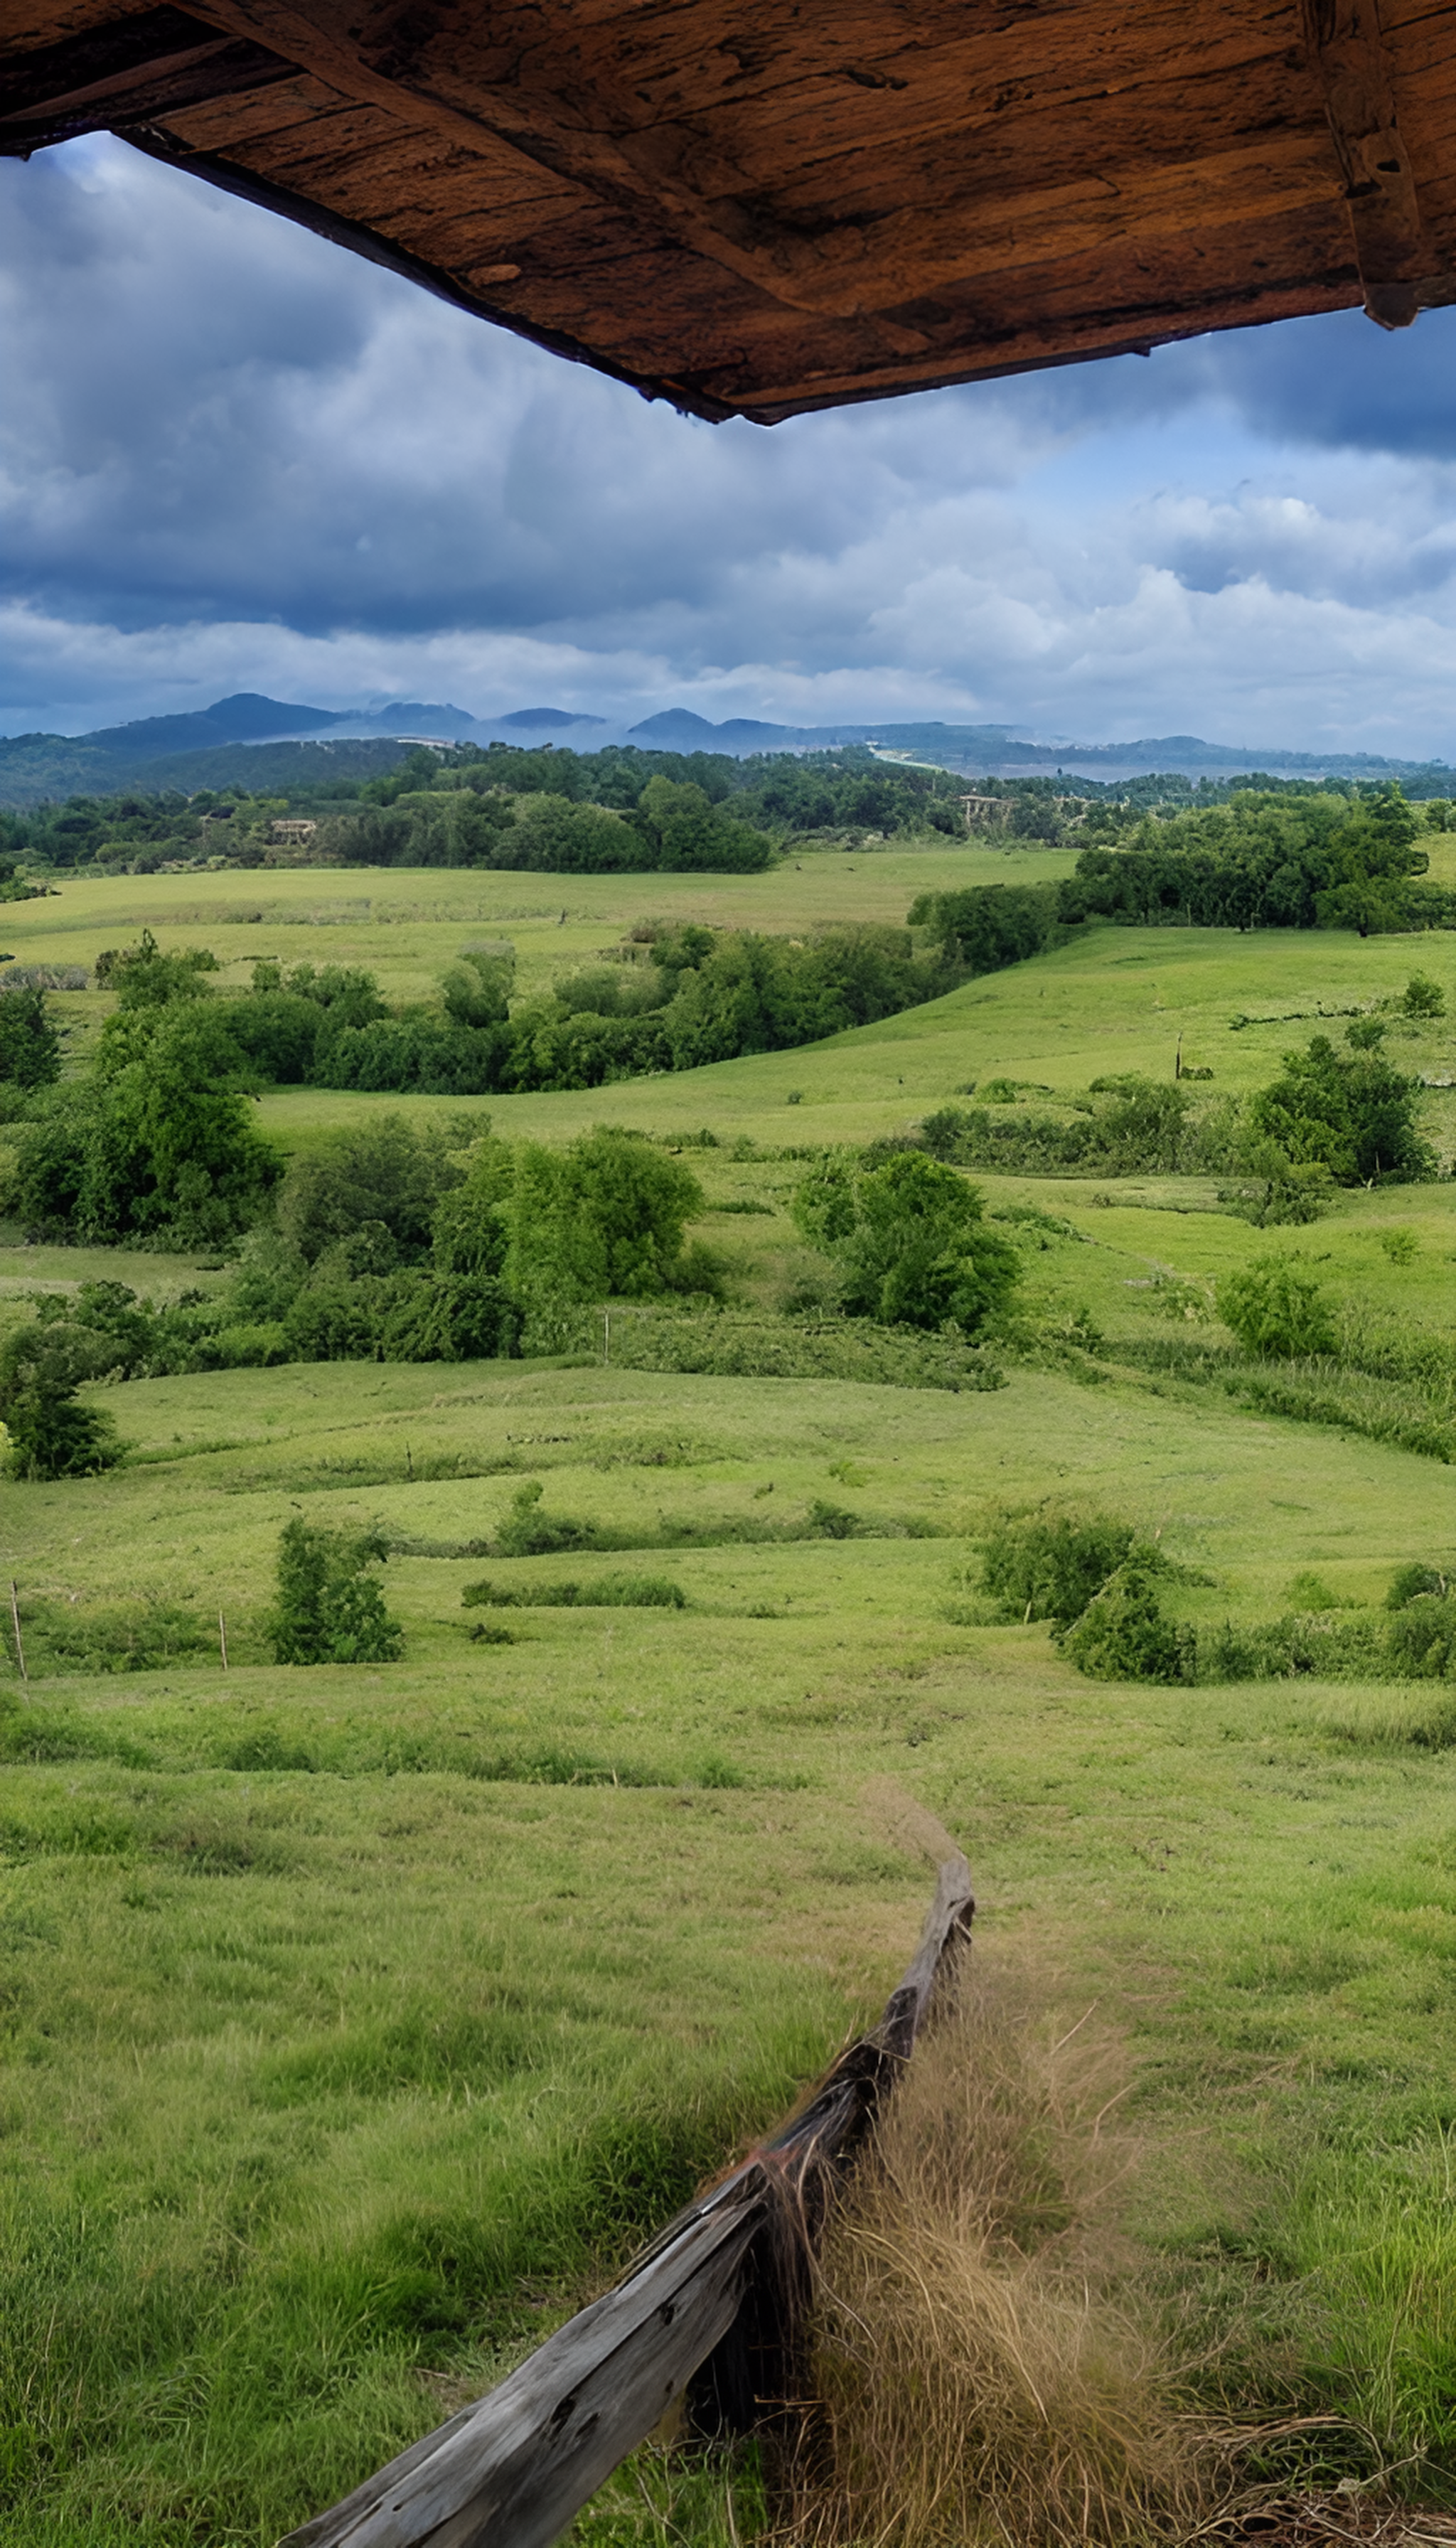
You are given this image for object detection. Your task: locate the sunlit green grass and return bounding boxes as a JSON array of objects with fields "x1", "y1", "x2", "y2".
[{"x1": 4, "y1": 874, "x2": 1456, "y2": 2539}]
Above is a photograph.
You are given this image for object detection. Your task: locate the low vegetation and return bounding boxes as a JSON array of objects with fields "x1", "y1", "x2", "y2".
[{"x1": 1, "y1": 849, "x2": 1455, "y2": 2548}]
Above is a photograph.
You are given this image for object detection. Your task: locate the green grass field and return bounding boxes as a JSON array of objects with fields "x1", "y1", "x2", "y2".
[{"x1": 3, "y1": 867, "x2": 1456, "y2": 2544}]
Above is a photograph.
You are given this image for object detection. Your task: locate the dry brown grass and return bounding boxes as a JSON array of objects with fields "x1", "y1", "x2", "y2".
[{"x1": 784, "y1": 1953, "x2": 1219, "y2": 2548}]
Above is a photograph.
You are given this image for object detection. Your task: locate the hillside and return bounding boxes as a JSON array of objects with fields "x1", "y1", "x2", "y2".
[
  {"x1": 6, "y1": 692, "x2": 1456, "y2": 807},
  {"x1": 1, "y1": 860, "x2": 1455, "y2": 2546}
]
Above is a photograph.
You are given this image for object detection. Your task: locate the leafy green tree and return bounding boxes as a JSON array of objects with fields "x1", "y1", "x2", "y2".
[
  {"x1": 913, "y1": 882, "x2": 1065, "y2": 973},
  {"x1": 431, "y1": 1133, "x2": 515, "y2": 1277},
  {"x1": 0, "y1": 986, "x2": 61, "y2": 1089},
  {"x1": 77, "y1": 1005, "x2": 282, "y2": 1244},
  {"x1": 276, "y1": 1115, "x2": 463, "y2": 1263},
  {"x1": 441, "y1": 950, "x2": 513, "y2": 1028},
  {"x1": 796, "y1": 1150, "x2": 1019, "y2": 1334},
  {"x1": 102, "y1": 928, "x2": 220, "y2": 1009},
  {"x1": 0, "y1": 1310, "x2": 123, "y2": 1479},
  {"x1": 1217, "y1": 1253, "x2": 1339, "y2": 1359},
  {"x1": 505, "y1": 1128, "x2": 707, "y2": 1315},
  {"x1": 269, "y1": 1519, "x2": 402, "y2": 1664},
  {"x1": 1246, "y1": 1030, "x2": 1433, "y2": 1184},
  {"x1": 633, "y1": 777, "x2": 772, "y2": 872},
  {"x1": 505, "y1": 794, "x2": 648, "y2": 872}
]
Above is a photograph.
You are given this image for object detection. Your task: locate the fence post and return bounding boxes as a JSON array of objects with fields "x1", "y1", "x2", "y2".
[
  {"x1": 9, "y1": 1581, "x2": 26, "y2": 1684},
  {"x1": 218, "y1": 1611, "x2": 229, "y2": 1671},
  {"x1": 279, "y1": 1856, "x2": 973, "y2": 2548}
]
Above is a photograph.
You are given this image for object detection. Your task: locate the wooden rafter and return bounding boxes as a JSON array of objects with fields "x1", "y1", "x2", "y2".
[
  {"x1": 4, "y1": 0, "x2": 1456, "y2": 418},
  {"x1": 1300, "y1": 0, "x2": 1429, "y2": 326}
]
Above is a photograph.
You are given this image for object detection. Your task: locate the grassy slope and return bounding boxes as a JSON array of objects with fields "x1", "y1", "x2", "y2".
[{"x1": 2, "y1": 866, "x2": 1456, "y2": 2541}]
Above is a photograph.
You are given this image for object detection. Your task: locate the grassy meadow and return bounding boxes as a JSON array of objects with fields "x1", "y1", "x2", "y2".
[{"x1": 3, "y1": 863, "x2": 1456, "y2": 2544}]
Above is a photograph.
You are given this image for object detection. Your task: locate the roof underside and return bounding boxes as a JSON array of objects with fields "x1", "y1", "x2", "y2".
[{"x1": 4, "y1": 0, "x2": 1455, "y2": 422}]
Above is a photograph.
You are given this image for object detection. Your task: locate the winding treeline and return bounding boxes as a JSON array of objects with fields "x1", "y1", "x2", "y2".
[
  {"x1": 912, "y1": 783, "x2": 1455, "y2": 970},
  {"x1": 5, "y1": 921, "x2": 961, "y2": 1245}
]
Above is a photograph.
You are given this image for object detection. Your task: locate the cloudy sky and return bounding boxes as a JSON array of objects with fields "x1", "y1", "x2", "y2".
[{"x1": 5, "y1": 129, "x2": 1456, "y2": 752}]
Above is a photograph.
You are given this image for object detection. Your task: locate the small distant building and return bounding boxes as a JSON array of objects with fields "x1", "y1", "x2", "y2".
[
  {"x1": 270, "y1": 818, "x2": 318, "y2": 844},
  {"x1": 958, "y1": 794, "x2": 1012, "y2": 832}
]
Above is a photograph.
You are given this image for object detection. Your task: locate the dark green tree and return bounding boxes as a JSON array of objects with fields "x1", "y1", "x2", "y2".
[
  {"x1": 75, "y1": 1005, "x2": 282, "y2": 1243},
  {"x1": 1246, "y1": 1029, "x2": 1433, "y2": 1184},
  {"x1": 795, "y1": 1150, "x2": 1019, "y2": 1334},
  {"x1": 0, "y1": 986, "x2": 62, "y2": 1090},
  {"x1": 0, "y1": 1310, "x2": 123, "y2": 1479},
  {"x1": 269, "y1": 1520, "x2": 402, "y2": 1664},
  {"x1": 505, "y1": 1127, "x2": 707, "y2": 1312},
  {"x1": 276, "y1": 1115, "x2": 463, "y2": 1263}
]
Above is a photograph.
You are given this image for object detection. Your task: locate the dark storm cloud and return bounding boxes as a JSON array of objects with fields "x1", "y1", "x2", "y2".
[{"x1": 4, "y1": 134, "x2": 1456, "y2": 748}]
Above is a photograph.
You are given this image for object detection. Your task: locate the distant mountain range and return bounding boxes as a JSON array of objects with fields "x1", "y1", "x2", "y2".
[{"x1": 0, "y1": 690, "x2": 1450, "y2": 808}]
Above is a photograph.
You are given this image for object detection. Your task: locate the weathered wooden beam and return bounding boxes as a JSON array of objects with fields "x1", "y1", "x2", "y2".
[
  {"x1": 118, "y1": 122, "x2": 745, "y2": 424},
  {"x1": 111, "y1": 0, "x2": 851, "y2": 318},
  {"x1": 0, "y1": 6, "x2": 297, "y2": 152},
  {"x1": 1300, "y1": 0, "x2": 1430, "y2": 325},
  {"x1": 278, "y1": 1856, "x2": 973, "y2": 2548}
]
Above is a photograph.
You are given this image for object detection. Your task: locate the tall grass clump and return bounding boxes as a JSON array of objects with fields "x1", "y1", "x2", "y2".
[{"x1": 791, "y1": 1964, "x2": 1216, "y2": 2548}]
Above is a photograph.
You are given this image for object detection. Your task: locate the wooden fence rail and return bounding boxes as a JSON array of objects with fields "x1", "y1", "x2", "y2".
[{"x1": 282, "y1": 1854, "x2": 975, "y2": 2548}]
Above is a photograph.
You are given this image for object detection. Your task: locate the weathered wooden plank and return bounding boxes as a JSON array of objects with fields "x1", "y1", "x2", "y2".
[
  {"x1": 133, "y1": 0, "x2": 857, "y2": 312},
  {"x1": 277, "y1": 1860, "x2": 973, "y2": 2548},
  {"x1": 1300, "y1": 0, "x2": 1433, "y2": 323},
  {"x1": 573, "y1": 1, "x2": 1307, "y2": 164},
  {"x1": 715, "y1": 132, "x2": 1344, "y2": 316},
  {"x1": 156, "y1": 67, "x2": 348, "y2": 149},
  {"x1": 0, "y1": 4, "x2": 298, "y2": 149}
]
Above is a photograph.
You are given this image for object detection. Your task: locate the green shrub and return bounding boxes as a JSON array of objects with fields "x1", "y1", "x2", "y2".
[
  {"x1": 1061, "y1": 1565, "x2": 1195, "y2": 1684},
  {"x1": 980, "y1": 1506, "x2": 1140, "y2": 1628},
  {"x1": 793, "y1": 1150, "x2": 1019, "y2": 1337},
  {"x1": 462, "y1": 1575, "x2": 686, "y2": 1610},
  {"x1": 1386, "y1": 1595, "x2": 1456, "y2": 1680},
  {"x1": 0, "y1": 1316, "x2": 124, "y2": 1481},
  {"x1": 1401, "y1": 972, "x2": 1446, "y2": 1018},
  {"x1": 17, "y1": 1597, "x2": 215, "y2": 1674},
  {"x1": 1386, "y1": 1563, "x2": 1450, "y2": 1608},
  {"x1": 1216, "y1": 1255, "x2": 1339, "y2": 1359},
  {"x1": 592, "y1": 1305, "x2": 1007, "y2": 1391},
  {"x1": 1197, "y1": 1612, "x2": 1385, "y2": 1683},
  {"x1": 269, "y1": 1520, "x2": 402, "y2": 1666},
  {"x1": 491, "y1": 1481, "x2": 601, "y2": 1559}
]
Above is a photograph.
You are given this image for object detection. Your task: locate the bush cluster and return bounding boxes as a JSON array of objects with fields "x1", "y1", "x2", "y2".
[
  {"x1": 791, "y1": 1150, "x2": 1020, "y2": 1336},
  {"x1": 269, "y1": 1520, "x2": 402, "y2": 1665},
  {"x1": 919, "y1": 1022, "x2": 1431, "y2": 1195},
  {"x1": 980, "y1": 1507, "x2": 1456, "y2": 1688}
]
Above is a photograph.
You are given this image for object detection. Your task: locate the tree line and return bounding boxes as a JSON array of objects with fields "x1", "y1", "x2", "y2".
[
  {"x1": 910, "y1": 783, "x2": 1455, "y2": 969},
  {"x1": 0, "y1": 742, "x2": 978, "y2": 876},
  {"x1": 4, "y1": 922, "x2": 960, "y2": 1241}
]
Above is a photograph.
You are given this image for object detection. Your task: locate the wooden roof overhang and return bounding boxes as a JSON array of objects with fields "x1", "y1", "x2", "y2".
[{"x1": 4, "y1": 0, "x2": 1456, "y2": 424}]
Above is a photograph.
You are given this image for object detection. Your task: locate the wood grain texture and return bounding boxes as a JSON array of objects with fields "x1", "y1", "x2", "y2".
[
  {"x1": 277, "y1": 1860, "x2": 974, "y2": 2548},
  {"x1": 1300, "y1": 0, "x2": 1433, "y2": 321},
  {"x1": 7, "y1": 0, "x2": 1456, "y2": 411}
]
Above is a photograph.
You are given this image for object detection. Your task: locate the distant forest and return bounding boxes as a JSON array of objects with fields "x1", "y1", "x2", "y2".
[{"x1": 4, "y1": 733, "x2": 1455, "y2": 884}]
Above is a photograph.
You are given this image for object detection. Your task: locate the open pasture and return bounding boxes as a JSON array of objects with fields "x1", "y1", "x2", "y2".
[{"x1": 3, "y1": 868, "x2": 1456, "y2": 2543}]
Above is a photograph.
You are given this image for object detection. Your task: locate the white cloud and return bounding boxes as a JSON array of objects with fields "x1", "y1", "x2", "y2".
[{"x1": 4, "y1": 134, "x2": 1456, "y2": 753}]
